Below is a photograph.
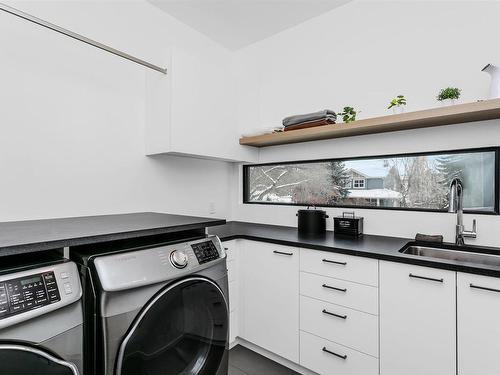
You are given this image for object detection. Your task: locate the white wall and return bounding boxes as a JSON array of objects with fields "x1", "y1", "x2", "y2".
[
  {"x1": 231, "y1": 0, "x2": 500, "y2": 247},
  {"x1": 0, "y1": 0, "x2": 232, "y2": 221},
  {"x1": 3, "y1": 0, "x2": 500, "y2": 247}
]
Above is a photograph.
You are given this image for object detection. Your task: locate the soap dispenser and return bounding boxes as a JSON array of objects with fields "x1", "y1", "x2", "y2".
[{"x1": 482, "y1": 63, "x2": 500, "y2": 98}]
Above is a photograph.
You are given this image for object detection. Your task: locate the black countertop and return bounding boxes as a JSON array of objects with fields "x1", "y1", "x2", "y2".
[
  {"x1": 2, "y1": 213, "x2": 499, "y2": 277},
  {"x1": 0, "y1": 212, "x2": 225, "y2": 257},
  {"x1": 209, "y1": 221, "x2": 500, "y2": 277}
]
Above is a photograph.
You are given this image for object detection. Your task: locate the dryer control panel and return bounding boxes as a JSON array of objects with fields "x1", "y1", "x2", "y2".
[
  {"x1": 191, "y1": 240, "x2": 220, "y2": 264},
  {"x1": 0, "y1": 271, "x2": 60, "y2": 320},
  {"x1": 94, "y1": 235, "x2": 226, "y2": 292},
  {"x1": 0, "y1": 262, "x2": 82, "y2": 328}
]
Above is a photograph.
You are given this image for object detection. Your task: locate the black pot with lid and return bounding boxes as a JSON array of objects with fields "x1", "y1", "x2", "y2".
[{"x1": 297, "y1": 207, "x2": 329, "y2": 235}]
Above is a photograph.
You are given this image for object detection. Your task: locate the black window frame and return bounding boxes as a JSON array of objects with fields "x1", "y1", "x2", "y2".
[{"x1": 242, "y1": 146, "x2": 500, "y2": 215}]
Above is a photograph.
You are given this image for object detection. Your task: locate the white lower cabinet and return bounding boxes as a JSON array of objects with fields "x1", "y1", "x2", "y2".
[
  {"x1": 230, "y1": 240, "x2": 500, "y2": 375},
  {"x1": 224, "y1": 240, "x2": 240, "y2": 346},
  {"x1": 380, "y1": 261, "x2": 456, "y2": 375},
  {"x1": 458, "y1": 272, "x2": 500, "y2": 375},
  {"x1": 240, "y1": 240, "x2": 299, "y2": 363},
  {"x1": 300, "y1": 331, "x2": 379, "y2": 375},
  {"x1": 300, "y1": 295, "x2": 378, "y2": 357},
  {"x1": 299, "y1": 248, "x2": 379, "y2": 374}
]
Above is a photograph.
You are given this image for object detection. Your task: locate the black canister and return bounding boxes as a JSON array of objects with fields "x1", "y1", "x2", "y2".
[{"x1": 297, "y1": 208, "x2": 329, "y2": 235}]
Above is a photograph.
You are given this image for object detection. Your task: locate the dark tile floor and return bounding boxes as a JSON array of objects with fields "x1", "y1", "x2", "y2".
[{"x1": 228, "y1": 345, "x2": 301, "y2": 375}]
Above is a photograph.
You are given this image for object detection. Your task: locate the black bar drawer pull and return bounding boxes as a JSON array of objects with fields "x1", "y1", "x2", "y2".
[
  {"x1": 322, "y1": 284, "x2": 347, "y2": 292},
  {"x1": 409, "y1": 273, "x2": 444, "y2": 283},
  {"x1": 322, "y1": 347, "x2": 347, "y2": 360},
  {"x1": 322, "y1": 309, "x2": 347, "y2": 319},
  {"x1": 470, "y1": 283, "x2": 500, "y2": 293},
  {"x1": 322, "y1": 259, "x2": 347, "y2": 266},
  {"x1": 273, "y1": 250, "x2": 293, "y2": 256}
]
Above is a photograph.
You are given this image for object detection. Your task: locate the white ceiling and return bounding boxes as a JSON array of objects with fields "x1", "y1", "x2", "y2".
[{"x1": 148, "y1": 0, "x2": 352, "y2": 50}]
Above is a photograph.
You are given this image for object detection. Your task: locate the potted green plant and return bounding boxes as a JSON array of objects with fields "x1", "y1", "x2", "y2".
[
  {"x1": 388, "y1": 95, "x2": 407, "y2": 114},
  {"x1": 338, "y1": 106, "x2": 357, "y2": 123},
  {"x1": 437, "y1": 87, "x2": 461, "y2": 105}
]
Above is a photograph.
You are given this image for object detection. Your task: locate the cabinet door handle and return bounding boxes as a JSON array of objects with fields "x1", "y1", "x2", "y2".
[
  {"x1": 409, "y1": 273, "x2": 444, "y2": 283},
  {"x1": 322, "y1": 347, "x2": 347, "y2": 360},
  {"x1": 470, "y1": 283, "x2": 500, "y2": 293},
  {"x1": 322, "y1": 284, "x2": 347, "y2": 292},
  {"x1": 273, "y1": 250, "x2": 293, "y2": 256},
  {"x1": 322, "y1": 309, "x2": 347, "y2": 319},
  {"x1": 322, "y1": 259, "x2": 347, "y2": 266}
]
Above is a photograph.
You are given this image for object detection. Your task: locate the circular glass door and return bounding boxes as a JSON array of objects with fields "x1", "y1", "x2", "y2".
[
  {"x1": 116, "y1": 277, "x2": 228, "y2": 375},
  {"x1": 0, "y1": 343, "x2": 79, "y2": 375}
]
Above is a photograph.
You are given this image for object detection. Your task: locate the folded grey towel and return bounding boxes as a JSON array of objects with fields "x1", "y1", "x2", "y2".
[
  {"x1": 415, "y1": 233, "x2": 444, "y2": 243},
  {"x1": 284, "y1": 114, "x2": 336, "y2": 128},
  {"x1": 283, "y1": 110, "x2": 337, "y2": 127}
]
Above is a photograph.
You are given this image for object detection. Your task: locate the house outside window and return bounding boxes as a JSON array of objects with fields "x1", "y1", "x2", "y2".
[{"x1": 353, "y1": 178, "x2": 365, "y2": 189}]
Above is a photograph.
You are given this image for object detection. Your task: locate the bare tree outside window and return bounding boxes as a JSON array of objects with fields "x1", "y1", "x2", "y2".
[
  {"x1": 248, "y1": 161, "x2": 349, "y2": 205},
  {"x1": 245, "y1": 149, "x2": 497, "y2": 213}
]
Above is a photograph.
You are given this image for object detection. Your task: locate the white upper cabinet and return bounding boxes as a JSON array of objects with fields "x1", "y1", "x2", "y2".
[
  {"x1": 458, "y1": 272, "x2": 500, "y2": 375},
  {"x1": 145, "y1": 47, "x2": 258, "y2": 162},
  {"x1": 145, "y1": 53, "x2": 172, "y2": 156},
  {"x1": 240, "y1": 240, "x2": 299, "y2": 363},
  {"x1": 380, "y1": 261, "x2": 456, "y2": 375}
]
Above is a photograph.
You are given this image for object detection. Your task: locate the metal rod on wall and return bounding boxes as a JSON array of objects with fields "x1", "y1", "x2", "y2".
[{"x1": 0, "y1": 2, "x2": 167, "y2": 74}]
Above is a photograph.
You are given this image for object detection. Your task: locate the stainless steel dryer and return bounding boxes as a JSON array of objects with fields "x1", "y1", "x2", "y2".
[
  {"x1": 0, "y1": 259, "x2": 83, "y2": 375},
  {"x1": 73, "y1": 235, "x2": 229, "y2": 375}
]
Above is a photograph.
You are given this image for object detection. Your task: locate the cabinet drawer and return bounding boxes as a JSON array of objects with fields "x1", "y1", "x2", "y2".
[
  {"x1": 301, "y1": 248, "x2": 378, "y2": 286},
  {"x1": 300, "y1": 331, "x2": 378, "y2": 375},
  {"x1": 300, "y1": 272, "x2": 378, "y2": 314},
  {"x1": 300, "y1": 295, "x2": 378, "y2": 357}
]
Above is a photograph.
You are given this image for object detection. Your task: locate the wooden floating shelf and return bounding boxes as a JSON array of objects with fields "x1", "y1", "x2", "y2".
[{"x1": 239, "y1": 98, "x2": 500, "y2": 147}]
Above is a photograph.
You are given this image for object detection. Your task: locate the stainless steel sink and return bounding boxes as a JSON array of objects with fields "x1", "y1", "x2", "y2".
[{"x1": 401, "y1": 244, "x2": 500, "y2": 267}]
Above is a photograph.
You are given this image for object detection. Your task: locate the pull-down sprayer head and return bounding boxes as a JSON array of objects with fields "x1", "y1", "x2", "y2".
[
  {"x1": 448, "y1": 178, "x2": 463, "y2": 213},
  {"x1": 448, "y1": 177, "x2": 477, "y2": 245}
]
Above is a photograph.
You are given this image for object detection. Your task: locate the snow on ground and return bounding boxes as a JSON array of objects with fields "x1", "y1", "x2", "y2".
[{"x1": 347, "y1": 189, "x2": 402, "y2": 199}]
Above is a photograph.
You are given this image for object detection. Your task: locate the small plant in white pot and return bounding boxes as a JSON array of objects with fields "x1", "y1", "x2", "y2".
[
  {"x1": 437, "y1": 87, "x2": 461, "y2": 105},
  {"x1": 388, "y1": 95, "x2": 407, "y2": 114},
  {"x1": 337, "y1": 106, "x2": 358, "y2": 123}
]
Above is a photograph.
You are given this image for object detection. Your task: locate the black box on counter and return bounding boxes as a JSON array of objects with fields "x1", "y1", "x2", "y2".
[{"x1": 333, "y1": 212, "x2": 363, "y2": 236}]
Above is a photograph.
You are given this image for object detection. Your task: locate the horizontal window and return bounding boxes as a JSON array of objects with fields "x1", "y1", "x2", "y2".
[{"x1": 243, "y1": 148, "x2": 499, "y2": 214}]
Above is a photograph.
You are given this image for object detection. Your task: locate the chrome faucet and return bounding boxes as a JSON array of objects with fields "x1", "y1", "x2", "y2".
[{"x1": 448, "y1": 178, "x2": 477, "y2": 245}]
